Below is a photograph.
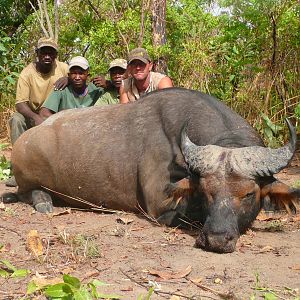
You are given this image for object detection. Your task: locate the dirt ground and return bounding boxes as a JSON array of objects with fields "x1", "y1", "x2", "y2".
[{"x1": 0, "y1": 148, "x2": 299, "y2": 300}]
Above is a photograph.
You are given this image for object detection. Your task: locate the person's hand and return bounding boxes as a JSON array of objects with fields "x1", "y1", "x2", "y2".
[
  {"x1": 54, "y1": 76, "x2": 68, "y2": 91},
  {"x1": 32, "y1": 114, "x2": 44, "y2": 126},
  {"x1": 92, "y1": 75, "x2": 111, "y2": 89}
]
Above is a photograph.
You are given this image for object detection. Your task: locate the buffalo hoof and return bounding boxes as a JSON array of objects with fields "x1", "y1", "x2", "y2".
[
  {"x1": 32, "y1": 190, "x2": 53, "y2": 213},
  {"x1": 1, "y1": 192, "x2": 19, "y2": 204}
]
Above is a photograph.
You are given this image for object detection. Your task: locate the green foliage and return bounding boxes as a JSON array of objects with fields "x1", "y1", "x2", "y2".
[
  {"x1": 294, "y1": 103, "x2": 300, "y2": 120},
  {"x1": 71, "y1": 234, "x2": 101, "y2": 258},
  {"x1": 264, "y1": 220, "x2": 284, "y2": 232},
  {"x1": 291, "y1": 179, "x2": 300, "y2": 188},
  {"x1": 0, "y1": 33, "x2": 24, "y2": 109},
  {"x1": 27, "y1": 274, "x2": 121, "y2": 299},
  {"x1": 0, "y1": 259, "x2": 30, "y2": 278},
  {"x1": 137, "y1": 287, "x2": 154, "y2": 300},
  {"x1": 0, "y1": 154, "x2": 12, "y2": 181},
  {"x1": 1, "y1": 0, "x2": 300, "y2": 142},
  {"x1": 252, "y1": 272, "x2": 300, "y2": 300},
  {"x1": 256, "y1": 114, "x2": 284, "y2": 147}
]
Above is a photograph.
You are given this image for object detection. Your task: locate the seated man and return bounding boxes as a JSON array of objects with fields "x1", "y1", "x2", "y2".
[
  {"x1": 40, "y1": 56, "x2": 104, "y2": 119},
  {"x1": 9, "y1": 37, "x2": 68, "y2": 145},
  {"x1": 94, "y1": 58, "x2": 127, "y2": 106},
  {"x1": 120, "y1": 47, "x2": 173, "y2": 103}
]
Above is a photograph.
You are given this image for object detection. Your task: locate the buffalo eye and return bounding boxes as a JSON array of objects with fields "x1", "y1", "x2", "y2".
[{"x1": 245, "y1": 192, "x2": 254, "y2": 198}]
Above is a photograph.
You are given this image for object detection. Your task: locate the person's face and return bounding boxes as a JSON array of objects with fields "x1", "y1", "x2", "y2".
[
  {"x1": 128, "y1": 59, "x2": 152, "y2": 81},
  {"x1": 110, "y1": 67, "x2": 126, "y2": 89},
  {"x1": 37, "y1": 47, "x2": 57, "y2": 66},
  {"x1": 68, "y1": 66, "x2": 89, "y2": 89}
]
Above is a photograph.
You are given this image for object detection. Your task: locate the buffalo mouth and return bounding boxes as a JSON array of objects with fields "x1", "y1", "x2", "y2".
[{"x1": 195, "y1": 229, "x2": 239, "y2": 253}]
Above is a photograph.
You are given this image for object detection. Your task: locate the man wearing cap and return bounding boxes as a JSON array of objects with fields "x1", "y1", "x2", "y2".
[
  {"x1": 94, "y1": 58, "x2": 127, "y2": 106},
  {"x1": 120, "y1": 47, "x2": 173, "y2": 103},
  {"x1": 9, "y1": 37, "x2": 68, "y2": 144},
  {"x1": 39, "y1": 56, "x2": 103, "y2": 118}
]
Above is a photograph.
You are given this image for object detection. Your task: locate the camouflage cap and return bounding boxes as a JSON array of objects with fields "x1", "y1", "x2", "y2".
[
  {"x1": 108, "y1": 58, "x2": 127, "y2": 71},
  {"x1": 128, "y1": 48, "x2": 151, "y2": 64},
  {"x1": 37, "y1": 37, "x2": 58, "y2": 51}
]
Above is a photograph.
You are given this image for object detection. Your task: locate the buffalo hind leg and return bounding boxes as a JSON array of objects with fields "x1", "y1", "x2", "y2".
[
  {"x1": 32, "y1": 190, "x2": 53, "y2": 213},
  {"x1": 1, "y1": 189, "x2": 53, "y2": 213}
]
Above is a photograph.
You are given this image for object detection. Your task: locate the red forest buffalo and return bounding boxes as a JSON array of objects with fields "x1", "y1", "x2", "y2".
[{"x1": 3, "y1": 88, "x2": 299, "y2": 253}]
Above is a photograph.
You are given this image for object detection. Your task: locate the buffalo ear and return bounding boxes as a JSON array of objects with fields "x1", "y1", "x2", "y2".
[
  {"x1": 261, "y1": 180, "x2": 300, "y2": 214},
  {"x1": 162, "y1": 178, "x2": 195, "y2": 210}
]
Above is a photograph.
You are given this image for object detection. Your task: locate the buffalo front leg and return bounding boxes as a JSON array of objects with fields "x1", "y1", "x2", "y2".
[{"x1": 31, "y1": 190, "x2": 53, "y2": 213}]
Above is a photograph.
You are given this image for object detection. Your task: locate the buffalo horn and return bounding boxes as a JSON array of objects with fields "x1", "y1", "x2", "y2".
[{"x1": 181, "y1": 119, "x2": 297, "y2": 177}]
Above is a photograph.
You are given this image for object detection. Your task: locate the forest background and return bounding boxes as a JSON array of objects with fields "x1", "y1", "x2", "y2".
[{"x1": 1, "y1": 0, "x2": 300, "y2": 147}]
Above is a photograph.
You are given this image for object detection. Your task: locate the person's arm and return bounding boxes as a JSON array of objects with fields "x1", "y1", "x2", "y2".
[
  {"x1": 41, "y1": 91, "x2": 61, "y2": 114},
  {"x1": 16, "y1": 102, "x2": 44, "y2": 126},
  {"x1": 119, "y1": 85, "x2": 129, "y2": 104},
  {"x1": 158, "y1": 76, "x2": 173, "y2": 89},
  {"x1": 39, "y1": 107, "x2": 54, "y2": 120}
]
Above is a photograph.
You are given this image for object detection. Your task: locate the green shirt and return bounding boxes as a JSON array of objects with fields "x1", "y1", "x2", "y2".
[
  {"x1": 94, "y1": 87, "x2": 119, "y2": 106},
  {"x1": 43, "y1": 83, "x2": 104, "y2": 112}
]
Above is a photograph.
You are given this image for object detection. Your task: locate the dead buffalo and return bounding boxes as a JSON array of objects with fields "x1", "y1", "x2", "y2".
[{"x1": 3, "y1": 88, "x2": 299, "y2": 253}]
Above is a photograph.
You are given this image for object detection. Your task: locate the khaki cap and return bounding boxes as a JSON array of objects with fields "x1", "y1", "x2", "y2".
[
  {"x1": 37, "y1": 37, "x2": 58, "y2": 51},
  {"x1": 108, "y1": 59, "x2": 127, "y2": 71},
  {"x1": 128, "y1": 48, "x2": 151, "y2": 64},
  {"x1": 68, "y1": 56, "x2": 89, "y2": 71}
]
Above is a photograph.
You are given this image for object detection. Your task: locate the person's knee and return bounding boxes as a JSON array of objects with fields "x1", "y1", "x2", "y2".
[
  {"x1": 9, "y1": 112, "x2": 26, "y2": 127},
  {"x1": 9, "y1": 112, "x2": 28, "y2": 145}
]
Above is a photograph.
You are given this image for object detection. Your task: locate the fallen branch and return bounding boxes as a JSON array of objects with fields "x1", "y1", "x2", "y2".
[
  {"x1": 0, "y1": 224, "x2": 20, "y2": 235},
  {"x1": 189, "y1": 278, "x2": 240, "y2": 300},
  {"x1": 41, "y1": 185, "x2": 121, "y2": 214},
  {"x1": 119, "y1": 268, "x2": 218, "y2": 300}
]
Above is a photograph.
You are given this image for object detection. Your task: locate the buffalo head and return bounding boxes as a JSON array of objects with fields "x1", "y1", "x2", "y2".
[{"x1": 181, "y1": 119, "x2": 297, "y2": 253}]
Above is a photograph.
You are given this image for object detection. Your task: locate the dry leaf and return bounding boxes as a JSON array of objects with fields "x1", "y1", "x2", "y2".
[
  {"x1": 31, "y1": 275, "x2": 63, "y2": 288},
  {"x1": 190, "y1": 277, "x2": 203, "y2": 284},
  {"x1": 292, "y1": 215, "x2": 300, "y2": 222},
  {"x1": 52, "y1": 209, "x2": 72, "y2": 217},
  {"x1": 259, "y1": 245, "x2": 274, "y2": 253},
  {"x1": 148, "y1": 265, "x2": 192, "y2": 280},
  {"x1": 26, "y1": 230, "x2": 43, "y2": 257},
  {"x1": 289, "y1": 264, "x2": 300, "y2": 271},
  {"x1": 0, "y1": 202, "x2": 5, "y2": 210},
  {"x1": 169, "y1": 296, "x2": 181, "y2": 300},
  {"x1": 61, "y1": 267, "x2": 74, "y2": 274},
  {"x1": 116, "y1": 217, "x2": 134, "y2": 225},
  {"x1": 256, "y1": 212, "x2": 281, "y2": 221}
]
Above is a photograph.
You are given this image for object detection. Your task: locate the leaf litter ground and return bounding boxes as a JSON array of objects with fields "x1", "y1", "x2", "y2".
[{"x1": 0, "y1": 149, "x2": 299, "y2": 300}]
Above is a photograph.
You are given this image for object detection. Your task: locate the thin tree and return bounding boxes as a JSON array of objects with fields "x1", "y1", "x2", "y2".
[
  {"x1": 29, "y1": 0, "x2": 58, "y2": 41},
  {"x1": 151, "y1": 0, "x2": 167, "y2": 74}
]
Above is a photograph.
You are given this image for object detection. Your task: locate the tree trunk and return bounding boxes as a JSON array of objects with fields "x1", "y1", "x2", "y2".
[{"x1": 152, "y1": 0, "x2": 168, "y2": 74}]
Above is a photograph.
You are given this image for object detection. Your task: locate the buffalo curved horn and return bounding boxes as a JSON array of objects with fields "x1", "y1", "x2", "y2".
[
  {"x1": 181, "y1": 118, "x2": 297, "y2": 177},
  {"x1": 230, "y1": 118, "x2": 297, "y2": 177},
  {"x1": 181, "y1": 122, "x2": 227, "y2": 175}
]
